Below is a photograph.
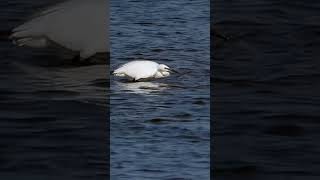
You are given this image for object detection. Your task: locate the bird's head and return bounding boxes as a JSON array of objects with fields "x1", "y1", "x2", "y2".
[{"x1": 158, "y1": 64, "x2": 179, "y2": 77}]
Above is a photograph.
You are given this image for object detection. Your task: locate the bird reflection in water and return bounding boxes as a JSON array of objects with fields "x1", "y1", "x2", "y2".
[{"x1": 114, "y1": 81, "x2": 169, "y2": 95}]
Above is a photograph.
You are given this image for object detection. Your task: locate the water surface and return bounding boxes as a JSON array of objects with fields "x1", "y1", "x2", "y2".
[{"x1": 111, "y1": 0, "x2": 210, "y2": 179}]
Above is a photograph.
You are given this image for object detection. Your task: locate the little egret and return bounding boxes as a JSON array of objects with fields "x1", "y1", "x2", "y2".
[
  {"x1": 10, "y1": 0, "x2": 109, "y2": 60},
  {"x1": 112, "y1": 60, "x2": 178, "y2": 81}
]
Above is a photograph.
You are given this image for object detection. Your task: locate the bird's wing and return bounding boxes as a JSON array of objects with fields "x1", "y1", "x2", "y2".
[
  {"x1": 10, "y1": 1, "x2": 69, "y2": 38},
  {"x1": 113, "y1": 61, "x2": 158, "y2": 80},
  {"x1": 10, "y1": 0, "x2": 108, "y2": 54},
  {"x1": 113, "y1": 61, "x2": 145, "y2": 73},
  {"x1": 9, "y1": 1, "x2": 71, "y2": 47}
]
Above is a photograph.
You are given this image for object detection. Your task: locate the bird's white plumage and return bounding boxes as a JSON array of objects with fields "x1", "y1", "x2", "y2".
[
  {"x1": 113, "y1": 60, "x2": 172, "y2": 81},
  {"x1": 10, "y1": 0, "x2": 109, "y2": 59}
]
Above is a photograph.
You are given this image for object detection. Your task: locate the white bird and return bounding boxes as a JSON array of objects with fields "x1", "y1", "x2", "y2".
[
  {"x1": 10, "y1": 0, "x2": 109, "y2": 60},
  {"x1": 112, "y1": 60, "x2": 178, "y2": 81}
]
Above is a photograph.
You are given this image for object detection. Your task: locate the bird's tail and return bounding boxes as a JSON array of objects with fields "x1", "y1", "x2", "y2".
[
  {"x1": 0, "y1": 30, "x2": 40, "y2": 47},
  {"x1": 112, "y1": 71, "x2": 126, "y2": 77},
  {"x1": 9, "y1": 16, "x2": 49, "y2": 47},
  {"x1": 10, "y1": 36, "x2": 47, "y2": 48}
]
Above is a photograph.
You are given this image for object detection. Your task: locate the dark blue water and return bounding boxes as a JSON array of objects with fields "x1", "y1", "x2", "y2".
[
  {"x1": 213, "y1": 0, "x2": 320, "y2": 179},
  {"x1": 0, "y1": 1, "x2": 108, "y2": 179},
  {"x1": 110, "y1": 0, "x2": 210, "y2": 179}
]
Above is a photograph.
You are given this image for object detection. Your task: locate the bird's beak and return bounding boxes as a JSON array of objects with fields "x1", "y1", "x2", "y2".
[{"x1": 169, "y1": 68, "x2": 179, "y2": 74}]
